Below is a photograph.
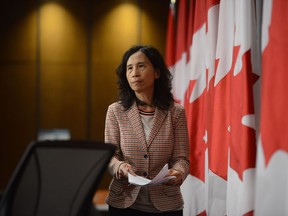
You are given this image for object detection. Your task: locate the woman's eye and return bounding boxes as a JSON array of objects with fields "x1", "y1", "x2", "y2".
[{"x1": 127, "y1": 66, "x2": 132, "y2": 71}]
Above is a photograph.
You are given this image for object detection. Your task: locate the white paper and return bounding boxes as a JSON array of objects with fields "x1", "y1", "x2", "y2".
[{"x1": 128, "y1": 164, "x2": 176, "y2": 186}]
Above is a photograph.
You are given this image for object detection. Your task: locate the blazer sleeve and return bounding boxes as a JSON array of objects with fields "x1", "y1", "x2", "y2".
[
  {"x1": 104, "y1": 103, "x2": 124, "y2": 177},
  {"x1": 170, "y1": 104, "x2": 190, "y2": 181}
]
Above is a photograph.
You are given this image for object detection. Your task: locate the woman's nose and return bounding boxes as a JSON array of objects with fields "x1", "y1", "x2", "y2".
[{"x1": 132, "y1": 68, "x2": 140, "y2": 77}]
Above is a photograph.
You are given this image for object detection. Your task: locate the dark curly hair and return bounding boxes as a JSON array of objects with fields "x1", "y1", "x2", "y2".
[{"x1": 116, "y1": 45, "x2": 174, "y2": 110}]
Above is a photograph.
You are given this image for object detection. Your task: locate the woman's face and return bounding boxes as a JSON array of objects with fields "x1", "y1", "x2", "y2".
[{"x1": 126, "y1": 51, "x2": 159, "y2": 96}]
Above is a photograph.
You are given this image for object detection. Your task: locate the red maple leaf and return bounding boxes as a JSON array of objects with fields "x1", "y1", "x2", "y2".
[
  {"x1": 206, "y1": 58, "x2": 230, "y2": 180},
  {"x1": 261, "y1": 0, "x2": 288, "y2": 166},
  {"x1": 184, "y1": 79, "x2": 207, "y2": 182},
  {"x1": 230, "y1": 49, "x2": 258, "y2": 180},
  {"x1": 207, "y1": 45, "x2": 258, "y2": 180}
]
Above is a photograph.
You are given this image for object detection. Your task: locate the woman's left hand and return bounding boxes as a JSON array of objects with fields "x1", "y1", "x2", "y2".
[{"x1": 164, "y1": 169, "x2": 183, "y2": 186}]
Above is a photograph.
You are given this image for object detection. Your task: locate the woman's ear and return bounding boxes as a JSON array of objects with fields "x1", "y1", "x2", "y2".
[{"x1": 155, "y1": 69, "x2": 160, "y2": 79}]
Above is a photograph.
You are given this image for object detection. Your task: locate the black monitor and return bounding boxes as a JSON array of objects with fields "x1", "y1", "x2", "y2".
[{"x1": 0, "y1": 140, "x2": 115, "y2": 216}]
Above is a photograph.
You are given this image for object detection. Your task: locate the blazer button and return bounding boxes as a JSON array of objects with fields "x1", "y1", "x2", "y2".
[{"x1": 144, "y1": 154, "x2": 148, "y2": 159}]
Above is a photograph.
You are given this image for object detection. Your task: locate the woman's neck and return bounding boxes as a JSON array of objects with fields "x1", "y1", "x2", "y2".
[
  {"x1": 135, "y1": 97, "x2": 153, "y2": 106},
  {"x1": 135, "y1": 97, "x2": 155, "y2": 112}
]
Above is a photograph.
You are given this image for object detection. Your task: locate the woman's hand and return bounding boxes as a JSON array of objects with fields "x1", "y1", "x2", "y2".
[
  {"x1": 164, "y1": 169, "x2": 183, "y2": 186},
  {"x1": 116, "y1": 162, "x2": 136, "y2": 179}
]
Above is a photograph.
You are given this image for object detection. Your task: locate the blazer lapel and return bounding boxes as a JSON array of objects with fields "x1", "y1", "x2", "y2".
[
  {"x1": 126, "y1": 102, "x2": 148, "y2": 151},
  {"x1": 146, "y1": 107, "x2": 167, "y2": 148}
]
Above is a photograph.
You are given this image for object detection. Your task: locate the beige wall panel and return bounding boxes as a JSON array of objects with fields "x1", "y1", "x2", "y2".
[
  {"x1": 140, "y1": 0, "x2": 169, "y2": 55},
  {"x1": 40, "y1": 65, "x2": 87, "y2": 139},
  {"x1": 39, "y1": 2, "x2": 87, "y2": 63},
  {"x1": 91, "y1": 63, "x2": 118, "y2": 141},
  {"x1": 92, "y1": 0, "x2": 139, "y2": 64},
  {"x1": 0, "y1": 2, "x2": 37, "y2": 62},
  {"x1": 0, "y1": 65, "x2": 37, "y2": 190},
  {"x1": 39, "y1": 0, "x2": 88, "y2": 140}
]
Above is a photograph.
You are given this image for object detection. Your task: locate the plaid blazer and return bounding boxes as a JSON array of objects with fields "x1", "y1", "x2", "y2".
[{"x1": 104, "y1": 101, "x2": 190, "y2": 212}]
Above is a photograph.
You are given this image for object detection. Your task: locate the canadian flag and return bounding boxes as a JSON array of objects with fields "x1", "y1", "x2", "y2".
[
  {"x1": 255, "y1": 0, "x2": 288, "y2": 215},
  {"x1": 166, "y1": 0, "x2": 260, "y2": 215}
]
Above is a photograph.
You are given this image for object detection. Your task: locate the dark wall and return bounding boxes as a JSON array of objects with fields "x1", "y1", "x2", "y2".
[{"x1": 0, "y1": 0, "x2": 169, "y2": 191}]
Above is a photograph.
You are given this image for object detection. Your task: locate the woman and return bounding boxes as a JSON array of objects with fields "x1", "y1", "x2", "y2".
[{"x1": 104, "y1": 45, "x2": 190, "y2": 216}]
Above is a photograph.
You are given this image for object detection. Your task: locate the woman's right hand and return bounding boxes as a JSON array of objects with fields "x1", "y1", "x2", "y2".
[{"x1": 116, "y1": 162, "x2": 136, "y2": 179}]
